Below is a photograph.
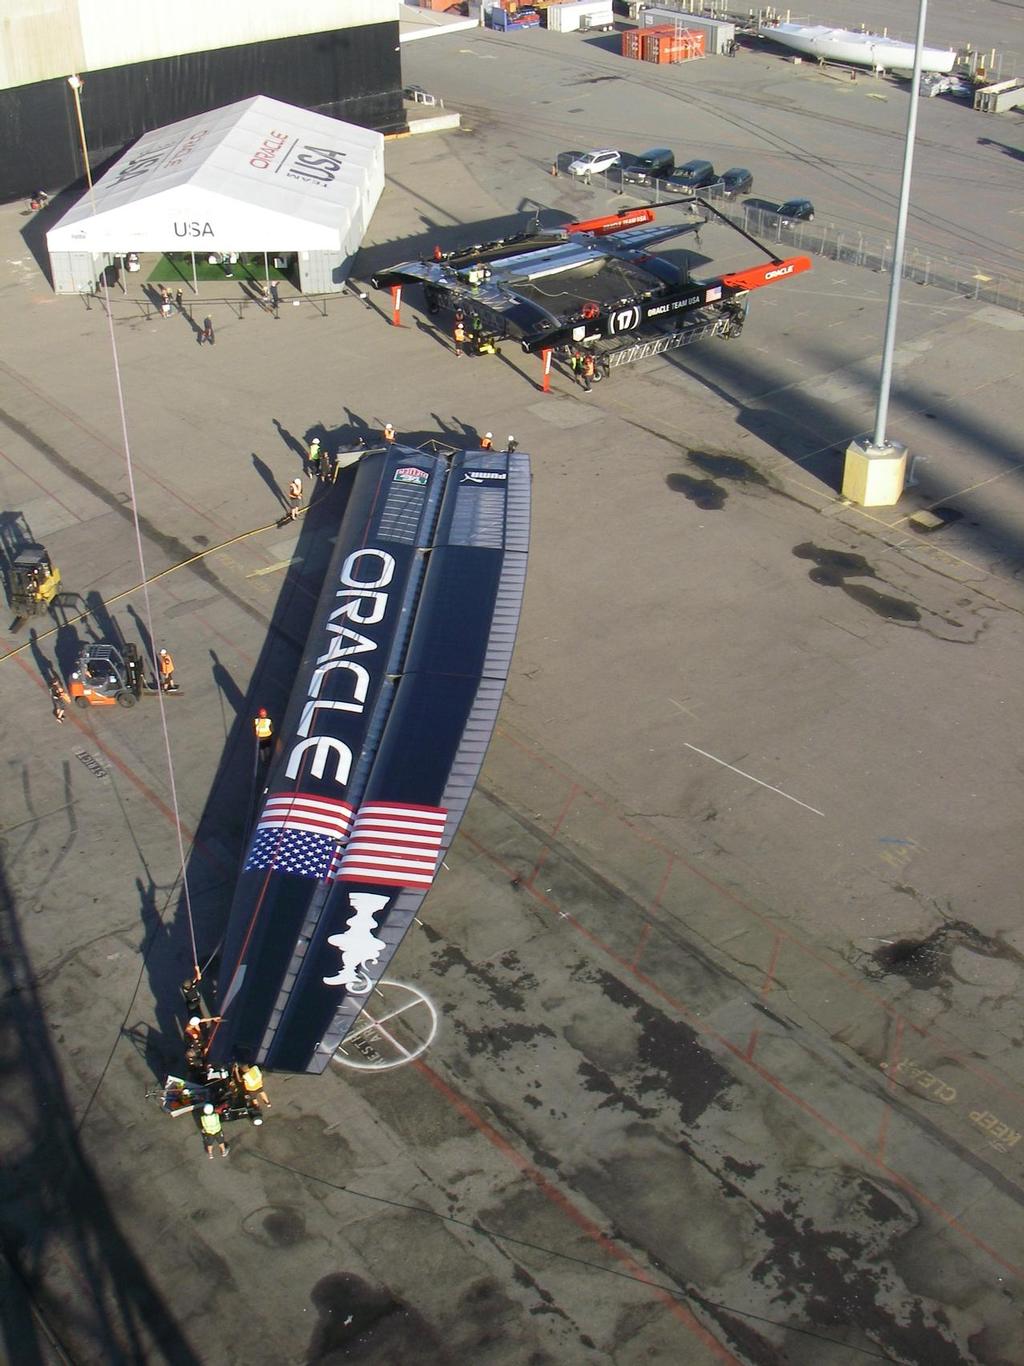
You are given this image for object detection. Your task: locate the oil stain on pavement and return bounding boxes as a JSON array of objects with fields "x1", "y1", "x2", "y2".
[
  {"x1": 666, "y1": 451, "x2": 771, "y2": 511},
  {"x1": 793, "y1": 542, "x2": 922, "y2": 622}
]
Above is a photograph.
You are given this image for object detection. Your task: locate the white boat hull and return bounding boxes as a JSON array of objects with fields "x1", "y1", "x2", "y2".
[{"x1": 758, "y1": 22, "x2": 957, "y2": 75}]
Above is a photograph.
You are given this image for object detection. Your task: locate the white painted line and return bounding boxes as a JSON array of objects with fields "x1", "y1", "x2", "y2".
[
  {"x1": 683, "y1": 743, "x2": 825, "y2": 817},
  {"x1": 668, "y1": 696, "x2": 699, "y2": 721},
  {"x1": 367, "y1": 998, "x2": 427, "y2": 1029}
]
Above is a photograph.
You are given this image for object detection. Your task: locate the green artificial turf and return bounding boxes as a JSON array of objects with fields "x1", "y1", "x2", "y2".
[{"x1": 146, "y1": 253, "x2": 291, "y2": 285}]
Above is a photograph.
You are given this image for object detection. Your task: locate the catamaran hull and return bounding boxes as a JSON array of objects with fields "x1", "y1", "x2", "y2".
[{"x1": 758, "y1": 23, "x2": 956, "y2": 74}]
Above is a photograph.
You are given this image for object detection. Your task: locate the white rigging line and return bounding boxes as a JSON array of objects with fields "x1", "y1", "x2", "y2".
[{"x1": 97, "y1": 274, "x2": 201, "y2": 979}]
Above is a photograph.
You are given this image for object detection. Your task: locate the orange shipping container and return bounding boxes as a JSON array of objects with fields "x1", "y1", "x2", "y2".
[
  {"x1": 623, "y1": 23, "x2": 678, "y2": 59},
  {"x1": 643, "y1": 27, "x2": 705, "y2": 63}
]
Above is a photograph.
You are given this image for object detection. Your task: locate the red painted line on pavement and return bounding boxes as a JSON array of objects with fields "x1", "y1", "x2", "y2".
[
  {"x1": 885, "y1": 1018, "x2": 906, "y2": 1093},
  {"x1": 525, "y1": 782, "x2": 578, "y2": 886},
  {"x1": 11, "y1": 656, "x2": 231, "y2": 878},
  {"x1": 415, "y1": 1058, "x2": 741, "y2": 1363},
  {"x1": 875, "y1": 1105, "x2": 892, "y2": 1163},
  {"x1": 494, "y1": 728, "x2": 1024, "y2": 1111},
  {"x1": 631, "y1": 854, "x2": 673, "y2": 968},
  {"x1": 650, "y1": 854, "x2": 674, "y2": 915},
  {"x1": 631, "y1": 920, "x2": 654, "y2": 969},
  {"x1": 0, "y1": 358, "x2": 237, "y2": 538},
  {"x1": 744, "y1": 1027, "x2": 760, "y2": 1063},
  {"x1": 735, "y1": 1046, "x2": 1024, "y2": 1283},
  {"x1": 549, "y1": 782, "x2": 579, "y2": 840},
  {"x1": 876, "y1": 1017, "x2": 906, "y2": 1160},
  {"x1": 459, "y1": 825, "x2": 1024, "y2": 1283},
  {"x1": 525, "y1": 845, "x2": 552, "y2": 888},
  {"x1": 760, "y1": 933, "x2": 783, "y2": 997}
]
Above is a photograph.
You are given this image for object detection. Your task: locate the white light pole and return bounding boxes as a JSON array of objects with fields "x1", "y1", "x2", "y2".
[
  {"x1": 67, "y1": 75, "x2": 95, "y2": 205},
  {"x1": 842, "y1": 0, "x2": 929, "y2": 507},
  {"x1": 872, "y1": 0, "x2": 928, "y2": 448},
  {"x1": 67, "y1": 74, "x2": 103, "y2": 295}
]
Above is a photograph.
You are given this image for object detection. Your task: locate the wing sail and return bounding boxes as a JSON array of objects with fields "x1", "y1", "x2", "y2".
[{"x1": 210, "y1": 446, "x2": 530, "y2": 1072}]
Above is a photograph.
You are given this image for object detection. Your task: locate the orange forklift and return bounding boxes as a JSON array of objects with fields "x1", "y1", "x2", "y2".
[
  {"x1": 69, "y1": 643, "x2": 148, "y2": 708},
  {"x1": 68, "y1": 638, "x2": 188, "y2": 710}
]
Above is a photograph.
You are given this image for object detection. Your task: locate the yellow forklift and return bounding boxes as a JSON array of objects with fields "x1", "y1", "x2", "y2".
[{"x1": 7, "y1": 544, "x2": 61, "y2": 627}]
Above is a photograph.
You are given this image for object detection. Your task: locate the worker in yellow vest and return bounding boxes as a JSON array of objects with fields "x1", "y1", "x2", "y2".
[
  {"x1": 234, "y1": 1061, "x2": 271, "y2": 1109},
  {"x1": 254, "y1": 708, "x2": 273, "y2": 761},
  {"x1": 200, "y1": 1104, "x2": 229, "y2": 1159}
]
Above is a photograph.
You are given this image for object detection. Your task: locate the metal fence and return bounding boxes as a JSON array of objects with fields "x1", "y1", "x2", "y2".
[
  {"x1": 737, "y1": 205, "x2": 1024, "y2": 314},
  {"x1": 575, "y1": 168, "x2": 1024, "y2": 315}
]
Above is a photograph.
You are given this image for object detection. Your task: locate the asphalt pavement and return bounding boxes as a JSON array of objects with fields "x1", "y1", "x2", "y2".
[{"x1": 1, "y1": 15, "x2": 1023, "y2": 1365}]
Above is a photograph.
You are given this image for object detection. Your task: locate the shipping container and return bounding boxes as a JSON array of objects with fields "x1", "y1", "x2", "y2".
[
  {"x1": 644, "y1": 27, "x2": 704, "y2": 62},
  {"x1": 546, "y1": 0, "x2": 614, "y2": 32},
  {"x1": 640, "y1": 8, "x2": 734, "y2": 54}
]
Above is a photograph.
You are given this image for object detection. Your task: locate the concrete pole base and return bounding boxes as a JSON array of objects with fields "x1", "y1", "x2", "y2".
[{"x1": 841, "y1": 438, "x2": 908, "y2": 508}]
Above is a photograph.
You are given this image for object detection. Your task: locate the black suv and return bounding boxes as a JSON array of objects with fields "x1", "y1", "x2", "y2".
[
  {"x1": 775, "y1": 197, "x2": 815, "y2": 223},
  {"x1": 657, "y1": 159, "x2": 717, "y2": 195},
  {"x1": 620, "y1": 147, "x2": 675, "y2": 186},
  {"x1": 674, "y1": 159, "x2": 717, "y2": 187},
  {"x1": 716, "y1": 167, "x2": 753, "y2": 196}
]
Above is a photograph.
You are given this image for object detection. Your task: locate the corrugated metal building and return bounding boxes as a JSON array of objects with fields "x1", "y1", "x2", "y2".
[{"x1": 0, "y1": 0, "x2": 403, "y2": 202}]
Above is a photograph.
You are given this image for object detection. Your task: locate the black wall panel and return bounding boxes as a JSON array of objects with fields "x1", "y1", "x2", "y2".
[{"x1": 0, "y1": 21, "x2": 404, "y2": 202}]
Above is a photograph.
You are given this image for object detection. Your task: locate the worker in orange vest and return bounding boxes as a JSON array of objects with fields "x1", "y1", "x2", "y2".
[
  {"x1": 453, "y1": 315, "x2": 466, "y2": 357},
  {"x1": 580, "y1": 351, "x2": 596, "y2": 393},
  {"x1": 158, "y1": 648, "x2": 176, "y2": 690}
]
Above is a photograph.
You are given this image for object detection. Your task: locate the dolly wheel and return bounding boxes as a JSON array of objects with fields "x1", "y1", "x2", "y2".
[
  {"x1": 116, "y1": 691, "x2": 137, "y2": 708},
  {"x1": 74, "y1": 695, "x2": 90, "y2": 709}
]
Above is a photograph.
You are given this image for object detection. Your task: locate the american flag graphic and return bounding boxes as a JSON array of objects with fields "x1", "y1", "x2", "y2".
[
  {"x1": 244, "y1": 792, "x2": 354, "y2": 880},
  {"x1": 334, "y1": 803, "x2": 447, "y2": 888}
]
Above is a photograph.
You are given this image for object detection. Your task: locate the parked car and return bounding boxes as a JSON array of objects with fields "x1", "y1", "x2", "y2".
[
  {"x1": 656, "y1": 172, "x2": 698, "y2": 197},
  {"x1": 619, "y1": 147, "x2": 675, "y2": 186},
  {"x1": 775, "y1": 197, "x2": 815, "y2": 223},
  {"x1": 567, "y1": 148, "x2": 622, "y2": 178},
  {"x1": 673, "y1": 158, "x2": 717, "y2": 188},
  {"x1": 716, "y1": 166, "x2": 753, "y2": 196}
]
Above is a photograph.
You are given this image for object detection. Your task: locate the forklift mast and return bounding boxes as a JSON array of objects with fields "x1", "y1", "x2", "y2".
[{"x1": 7, "y1": 543, "x2": 61, "y2": 620}]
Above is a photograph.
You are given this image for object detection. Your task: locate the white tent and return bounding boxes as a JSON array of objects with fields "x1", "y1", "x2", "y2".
[{"x1": 47, "y1": 94, "x2": 385, "y2": 295}]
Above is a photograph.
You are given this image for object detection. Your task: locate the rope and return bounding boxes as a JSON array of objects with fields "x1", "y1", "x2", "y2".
[
  {"x1": 0, "y1": 520, "x2": 282, "y2": 667},
  {"x1": 95, "y1": 274, "x2": 200, "y2": 979}
]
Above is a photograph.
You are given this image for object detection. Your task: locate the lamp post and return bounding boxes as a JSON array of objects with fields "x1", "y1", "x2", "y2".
[
  {"x1": 66, "y1": 74, "x2": 102, "y2": 297},
  {"x1": 872, "y1": 0, "x2": 928, "y2": 450},
  {"x1": 67, "y1": 75, "x2": 94, "y2": 204},
  {"x1": 841, "y1": 0, "x2": 929, "y2": 508}
]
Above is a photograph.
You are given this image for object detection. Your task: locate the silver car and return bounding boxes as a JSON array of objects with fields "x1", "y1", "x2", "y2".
[{"x1": 567, "y1": 149, "x2": 621, "y2": 178}]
